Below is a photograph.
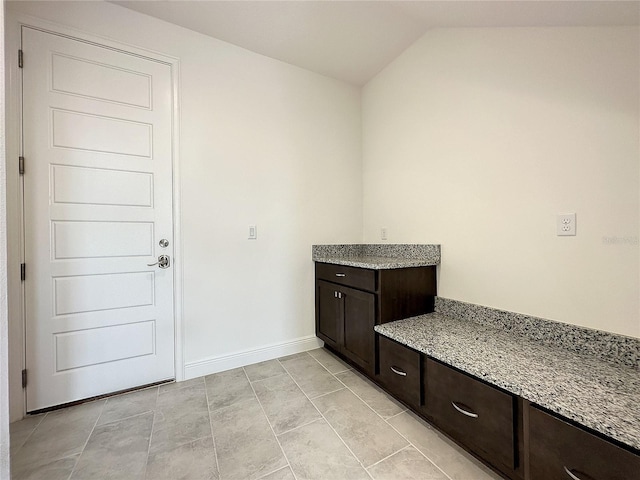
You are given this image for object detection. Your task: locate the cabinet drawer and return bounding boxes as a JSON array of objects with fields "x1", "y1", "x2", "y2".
[
  {"x1": 378, "y1": 335, "x2": 421, "y2": 407},
  {"x1": 425, "y1": 358, "x2": 515, "y2": 470},
  {"x1": 529, "y1": 406, "x2": 640, "y2": 480},
  {"x1": 316, "y1": 262, "x2": 376, "y2": 292}
]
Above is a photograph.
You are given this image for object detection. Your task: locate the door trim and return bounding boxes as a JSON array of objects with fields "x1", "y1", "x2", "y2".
[{"x1": 5, "y1": 13, "x2": 184, "y2": 419}]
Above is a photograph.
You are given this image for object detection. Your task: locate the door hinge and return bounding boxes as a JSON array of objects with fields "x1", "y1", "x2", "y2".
[
  {"x1": 19, "y1": 156, "x2": 25, "y2": 175},
  {"x1": 20, "y1": 263, "x2": 26, "y2": 281},
  {"x1": 18, "y1": 49, "x2": 23, "y2": 68},
  {"x1": 22, "y1": 369, "x2": 27, "y2": 388}
]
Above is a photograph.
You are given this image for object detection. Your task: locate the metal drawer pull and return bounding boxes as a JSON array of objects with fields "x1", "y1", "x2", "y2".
[
  {"x1": 335, "y1": 273, "x2": 346, "y2": 277},
  {"x1": 563, "y1": 467, "x2": 595, "y2": 480},
  {"x1": 451, "y1": 401, "x2": 478, "y2": 418},
  {"x1": 390, "y1": 366, "x2": 407, "y2": 376}
]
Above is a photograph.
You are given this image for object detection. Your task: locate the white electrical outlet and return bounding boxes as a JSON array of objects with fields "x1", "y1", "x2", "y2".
[
  {"x1": 381, "y1": 227, "x2": 388, "y2": 240},
  {"x1": 557, "y1": 214, "x2": 576, "y2": 236}
]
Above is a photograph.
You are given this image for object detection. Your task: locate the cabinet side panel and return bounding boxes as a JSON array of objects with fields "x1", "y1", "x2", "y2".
[{"x1": 379, "y1": 266, "x2": 436, "y2": 323}]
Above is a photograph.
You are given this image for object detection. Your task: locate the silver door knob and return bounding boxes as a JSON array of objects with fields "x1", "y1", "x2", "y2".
[{"x1": 148, "y1": 255, "x2": 170, "y2": 269}]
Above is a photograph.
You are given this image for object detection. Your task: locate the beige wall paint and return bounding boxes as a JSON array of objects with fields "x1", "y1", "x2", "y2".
[
  {"x1": 363, "y1": 27, "x2": 639, "y2": 338},
  {"x1": 5, "y1": 1, "x2": 362, "y2": 419}
]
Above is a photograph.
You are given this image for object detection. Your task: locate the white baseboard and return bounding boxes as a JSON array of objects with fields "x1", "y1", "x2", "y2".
[{"x1": 184, "y1": 335, "x2": 323, "y2": 380}]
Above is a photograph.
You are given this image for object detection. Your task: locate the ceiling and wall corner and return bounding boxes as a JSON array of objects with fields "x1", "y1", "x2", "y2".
[{"x1": 113, "y1": 0, "x2": 640, "y2": 86}]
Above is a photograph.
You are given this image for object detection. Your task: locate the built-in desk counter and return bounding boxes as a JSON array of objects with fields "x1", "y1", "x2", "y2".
[{"x1": 375, "y1": 312, "x2": 640, "y2": 451}]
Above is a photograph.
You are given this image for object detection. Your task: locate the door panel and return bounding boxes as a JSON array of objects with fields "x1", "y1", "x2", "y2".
[
  {"x1": 51, "y1": 52, "x2": 152, "y2": 108},
  {"x1": 22, "y1": 27, "x2": 175, "y2": 411},
  {"x1": 51, "y1": 165, "x2": 153, "y2": 207},
  {"x1": 52, "y1": 221, "x2": 154, "y2": 259},
  {"x1": 316, "y1": 280, "x2": 341, "y2": 349},
  {"x1": 342, "y1": 286, "x2": 375, "y2": 373},
  {"x1": 51, "y1": 109, "x2": 153, "y2": 157}
]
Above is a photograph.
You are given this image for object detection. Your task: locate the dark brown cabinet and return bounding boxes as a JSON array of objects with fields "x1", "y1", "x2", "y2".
[
  {"x1": 371, "y1": 340, "x2": 640, "y2": 480},
  {"x1": 528, "y1": 405, "x2": 640, "y2": 480},
  {"x1": 315, "y1": 262, "x2": 436, "y2": 375},
  {"x1": 377, "y1": 335, "x2": 421, "y2": 408},
  {"x1": 423, "y1": 358, "x2": 517, "y2": 474},
  {"x1": 315, "y1": 259, "x2": 640, "y2": 479},
  {"x1": 316, "y1": 278, "x2": 375, "y2": 373},
  {"x1": 316, "y1": 280, "x2": 342, "y2": 348}
]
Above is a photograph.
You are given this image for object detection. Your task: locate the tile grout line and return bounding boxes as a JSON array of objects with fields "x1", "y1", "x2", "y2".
[
  {"x1": 277, "y1": 354, "x2": 375, "y2": 480},
  {"x1": 347, "y1": 380, "x2": 454, "y2": 480},
  {"x1": 96, "y1": 408, "x2": 158, "y2": 429},
  {"x1": 202, "y1": 375, "x2": 222, "y2": 479},
  {"x1": 365, "y1": 444, "x2": 415, "y2": 470},
  {"x1": 11, "y1": 413, "x2": 47, "y2": 458},
  {"x1": 66, "y1": 399, "x2": 108, "y2": 480},
  {"x1": 315, "y1": 350, "x2": 455, "y2": 480},
  {"x1": 141, "y1": 386, "x2": 161, "y2": 480},
  {"x1": 270, "y1": 416, "x2": 324, "y2": 437},
  {"x1": 242, "y1": 365, "x2": 298, "y2": 480},
  {"x1": 384, "y1": 409, "x2": 409, "y2": 421},
  {"x1": 384, "y1": 417, "x2": 455, "y2": 480}
]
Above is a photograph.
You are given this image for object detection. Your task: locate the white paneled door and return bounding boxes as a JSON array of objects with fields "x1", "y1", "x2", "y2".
[{"x1": 22, "y1": 27, "x2": 175, "y2": 411}]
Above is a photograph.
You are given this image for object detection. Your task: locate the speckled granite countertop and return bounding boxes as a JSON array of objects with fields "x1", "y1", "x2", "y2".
[
  {"x1": 314, "y1": 255, "x2": 437, "y2": 269},
  {"x1": 375, "y1": 313, "x2": 640, "y2": 451},
  {"x1": 312, "y1": 244, "x2": 440, "y2": 269}
]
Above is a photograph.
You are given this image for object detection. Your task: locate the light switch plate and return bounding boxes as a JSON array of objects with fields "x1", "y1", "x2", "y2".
[{"x1": 248, "y1": 225, "x2": 257, "y2": 240}]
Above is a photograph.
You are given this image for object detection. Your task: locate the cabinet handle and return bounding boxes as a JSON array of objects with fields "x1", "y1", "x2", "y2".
[
  {"x1": 335, "y1": 273, "x2": 346, "y2": 277},
  {"x1": 338, "y1": 292, "x2": 342, "y2": 299},
  {"x1": 563, "y1": 467, "x2": 595, "y2": 480},
  {"x1": 451, "y1": 401, "x2": 478, "y2": 418},
  {"x1": 390, "y1": 366, "x2": 407, "y2": 377}
]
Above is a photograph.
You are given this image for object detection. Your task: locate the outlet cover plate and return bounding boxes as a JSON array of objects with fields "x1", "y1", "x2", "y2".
[{"x1": 557, "y1": 213, "x2": 576, "y2": 236}]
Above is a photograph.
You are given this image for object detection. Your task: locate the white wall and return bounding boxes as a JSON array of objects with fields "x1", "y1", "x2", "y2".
[
  {"x1": 363, "y1": 27, "x2": 639, "y2": 338},
  {"x1": 5, "y1": 1, "x2": 362, "y2": 419}
]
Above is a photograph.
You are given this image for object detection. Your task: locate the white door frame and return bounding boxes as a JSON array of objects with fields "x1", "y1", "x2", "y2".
[{"x1": 5, "y1": 13, "x2": 184, "y2": 419}]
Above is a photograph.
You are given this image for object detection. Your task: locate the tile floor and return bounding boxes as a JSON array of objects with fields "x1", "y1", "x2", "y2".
[{"x1": 9, "y1": 348, "x2": 503, "y2": 480}]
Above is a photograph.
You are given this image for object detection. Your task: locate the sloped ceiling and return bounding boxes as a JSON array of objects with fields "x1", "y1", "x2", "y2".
[{"x1": 114, "y1": 1, "x2": 640, "y2": 85}]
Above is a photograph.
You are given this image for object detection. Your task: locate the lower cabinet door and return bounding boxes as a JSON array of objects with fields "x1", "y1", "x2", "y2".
[
  {"x1": 425, "y1": 358, "x2": 515, "y2": 471},
  {"x1": 529, "y1": 405, "x2": 640, "y2": 480},
  {"x1": 341, "y1": 285, "x2": 375, "y2": 374},
  {"x1": 316, "y1": 280, "x2": 341, "y2": 350}
]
